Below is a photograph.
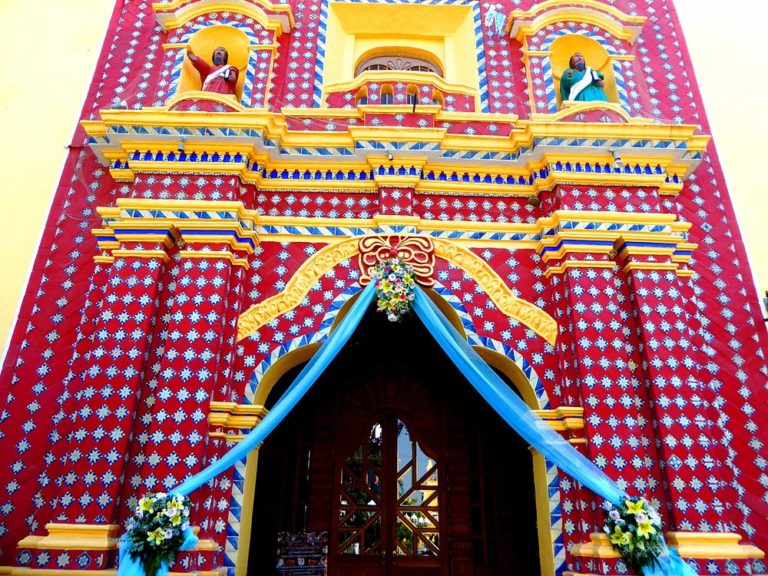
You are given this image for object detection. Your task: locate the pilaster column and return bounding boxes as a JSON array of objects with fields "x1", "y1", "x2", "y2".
[
  {"x1": 371, "y1": 157, "x2": 424, "y2": 216},
  {"x1": 16, "y1": 220, "x2": 176, "y2": 570},
  {"x1": 616, "y1": 235, "x2": 733, "y2": 529},
  {"x1": 538, "y1": 213, "x2": 672, "y2": 573},
  {"x1": 117, "y1": 202, "x2": 257, "y2": 573}
]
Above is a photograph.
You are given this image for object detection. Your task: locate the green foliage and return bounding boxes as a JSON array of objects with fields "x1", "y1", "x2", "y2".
[
  {"x1": 603, "y1": 497, "x2": 665, "y2": 574},
  {"x1": 125, "y1": 493, "x2": 192, "y2": 576}
]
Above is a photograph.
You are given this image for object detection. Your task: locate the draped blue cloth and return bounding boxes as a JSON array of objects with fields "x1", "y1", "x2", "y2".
[
  {"x1": 119, "y1": 281, "x2": 695, "y2": 576},
  {"x1": 117, "y1": 282, "x2": 376, "y2": 574},
  {"x1": 172, "y1": 280, "x2": 376, "y2": 496},
  {"x1": 411, "y1": 287, "x2": 696, "y2": 575},
  {"x1": 643, "y1": 545, "x2": 697, "y2": 576},
  {"x1": 411, "y1": 286, "x2": 626, "y2": 506}
]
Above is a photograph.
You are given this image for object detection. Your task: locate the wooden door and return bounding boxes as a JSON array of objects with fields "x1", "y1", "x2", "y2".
[{"x1": 333, "y1": 412, "x2": 442, "y2": 576}]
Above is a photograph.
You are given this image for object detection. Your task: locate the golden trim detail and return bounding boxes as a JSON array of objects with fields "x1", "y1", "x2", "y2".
[
  {"x1": 17, "y1": 523, "x2": 120, "y2": 551},
  {"x1": 236, "y1": 235, "x2": 558, "y2": 345},
  {"x1": 533, "y1": 407, "x2": 584, "y2": 431},
  {"x1": 570, "y1": 533, "x2": 621, "y2": 558},
  {"x1": 236, "y1": 238, "x2": 360, "y2": 340},
  {"x1": 432, "y1": 239, "x2": 557, "y2": 345},
  {"x1": 665, "y1": 532, "x2": 765, "y2": 559}
]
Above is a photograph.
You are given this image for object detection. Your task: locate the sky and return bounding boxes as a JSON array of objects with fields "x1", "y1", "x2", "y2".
[{"x1": 673, "y1": 0, "x2": 768, "y2": 309}]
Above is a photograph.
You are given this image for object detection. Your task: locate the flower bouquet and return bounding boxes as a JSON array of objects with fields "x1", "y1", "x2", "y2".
[
  {"x1": 372, "y1": 258, "x2": 416, "y2": 322},
  {"x1": 603, "y1": 497, "x2": 665, "y2": 574},
  {"x1": 123, "y1": 493, "x2": 193, "y2": 576}
]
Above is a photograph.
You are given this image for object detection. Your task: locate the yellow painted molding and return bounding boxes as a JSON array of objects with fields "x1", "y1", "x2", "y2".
[
  {"x1": 178, "y1": 250, "x2": 250, "y2": 267},
  {"x1": 252, "y1": 177, "x2": 376, "y2": 192},
  {"x1": 17, "y1": 524, "x2": 120, "y2": 551},
  {"x1": 85, "y1": 107, "x2": 708, "y2": 158},
  {"x1": 281, "y1": 107, "x2": 364, "y2": 119},
  {"x1": 533, "y1": 407, "x2": 584, "y2": 431},
  {"x1": 111, "y1": 249, "x2": 171, "y2": 262},
  {"x1": 416, "y1": 180, "x2": 537, "y2": 196},
  {"x1": 432, "y1": 238, "x2": 557, "y2": 345},
  {"x1": 372, "y1": 214, "x2": 421, "y2": 227},
  {"x1": 544, "y1": 260, "x2": 615, "y2": 277},
  {"x1": 94, "y1": 255, "x2": 115, "y2": 265},
  {"x1": 546, "y1": 210, "x2": 677, "y2": 225},
  {"x1": 508, "y1": 0, "x2": 646, "y2": 42},
  {"x1": 153, "y1": 0, "x2": 293, "y2": 34},
  {"x1": 372, "y1": 175, "x2": 421, "y2": 187},
  {"x1": 116, "y1": 198, "x2": 250, "y2": 212},
  {"x1": 532, "y1": 101, "x2": 645, "y2": 124},
  {"x1": 571, "y1": 533, "x2": 621, "y2": 559},
  {"x1": 622, "y1": 262, "x2": 679, "y2": 273},
  {"x1": 164, "y1": 91, "x2": 245, "y2": 112},
  {"x1": 665, "y1": 532, "x2": 765, "y2": 559},
  {"x1": 194, "y1": 538, "x2": 221, "y2": 552},
  {"x1": 237, "y1": 238, "x2": 360, "y2": 340},
  {"x1": 436, "y1": 110, "x2": 519, "y2": 124},
  {"x1": 209, "y1": 401, "x2": 269, "y2": 430}
]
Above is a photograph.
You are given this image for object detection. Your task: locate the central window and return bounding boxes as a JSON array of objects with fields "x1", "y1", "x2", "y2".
[{"x1": 355, "y1": 55, "x2": 442, "y2": 77}]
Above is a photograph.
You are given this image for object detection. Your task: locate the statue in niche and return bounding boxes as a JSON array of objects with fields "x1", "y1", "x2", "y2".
[
  {"x1": 186, "y1": 45, "x2": 238, "y2": 95},
  {"x1": 560, "y1": 52, "x2": 608, "y2": 103}
]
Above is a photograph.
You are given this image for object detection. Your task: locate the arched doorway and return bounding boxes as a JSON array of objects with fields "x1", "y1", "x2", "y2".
[{"x1": 249, "y1": 308, "x2": 540, "y2": 576}]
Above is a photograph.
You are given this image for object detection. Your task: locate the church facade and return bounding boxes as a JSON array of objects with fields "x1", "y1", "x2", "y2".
[{"x1": 0, "y1": 1, "x2": 766, "y2": 575}]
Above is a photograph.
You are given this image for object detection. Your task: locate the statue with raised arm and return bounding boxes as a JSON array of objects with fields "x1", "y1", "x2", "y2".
[
  {"x1": 186, "y1": 46, "x2": 238, "y2": 95},
  {"x1": 560, "y1": 52, "x2": 608, "y2": 103}
]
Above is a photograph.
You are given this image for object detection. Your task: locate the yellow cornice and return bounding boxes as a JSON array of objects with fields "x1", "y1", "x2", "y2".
[
  {"x1": 531, "y1": 101, "x2": 644, "y2": 124},
  {"x1": 281, "y1": 107, "x2": 365, "y2": 119},
  {"x1": 84, "y1": 109, "x2": 708, "y2": 184},
  {"x1": 347, "y1": 126, "x2": 447, "y2": 144},
  {"x1": 665, "y1": 532, "x2": 764, "y2": 559},
  {"x1": 165, "y1": 90, "x2": 246, "y2": 111},
  {"x1": 415, "y1": 180, "x2": 538, "y2": 196},
  {"x1": 533, "y1": 407, "x2": 584, "y2": 431},
  {"x1": 17, "y1": 523, "x2": 120, "y2": 551},
  {"x1": 178, "y1": 250, "x2": 251, "y2": 267},
  {"x1": 153, "y1": 0, "x2": 294, "y2": 34},
  {"x1": 116, "y1": 198, "x2": 249, "y2": 211},
  {"x1": 545, "y1": 210, "x2": 677, "y2": 225},
  {"x1": 255, "y1": 178, "x2": 376, "y2": 192},
  {"x1": 570, "y1": 533, "x2": 621, "y2": 558},
  {"x1": 209, "y1": 401, "x2": 268, "y2": 429},
  {"x1": 508, "y1": 0, "x2": 646, "y2": 42},
  {"x1": 543, "y1": 260, "x2": 615, "y2": 277}
]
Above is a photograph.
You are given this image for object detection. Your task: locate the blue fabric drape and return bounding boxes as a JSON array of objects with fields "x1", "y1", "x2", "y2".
[
  {"x1": 174, "y1": 280, "x2": 376, "y2": 496},
  {"x1": 120, "y1": 281, "x2": 696, "y2": 576},
  {"x1": 642, "y1": 545, "x2": 697, "y2": 576},
  {"x1": 117, "y1": 282, "x2": 376, "y2": 575},
  {"x1": 412, "y1": 287, "x2": 697, "y2": 575},
  {"x1": 412, "y1": 285, "x2": 626, "y2": 505}
]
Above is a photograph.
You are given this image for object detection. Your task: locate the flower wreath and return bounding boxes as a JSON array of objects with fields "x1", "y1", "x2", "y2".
[
  {"x1": 603, "y1": 497, "x2": 665, "y2": 574},
  {"x1": 124, "y1": 493, "x2": 193, "y2": 576},
  {"x1": 372, "y1": 258, "x2": 416, "y2": 322}
]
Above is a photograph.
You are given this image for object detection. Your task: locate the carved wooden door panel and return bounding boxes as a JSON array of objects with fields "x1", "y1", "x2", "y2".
[{"x1": 332, "y1": 413, "x2": 442, "y2": 576}]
